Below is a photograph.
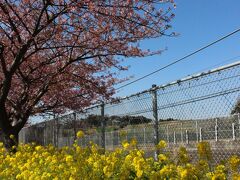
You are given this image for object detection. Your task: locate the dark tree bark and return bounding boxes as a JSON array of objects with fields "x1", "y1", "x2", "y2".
[
  {"x1": 0, "y1": 130, "x2": 18, "y2": 152},
  {"x1": 0, "y1": 107, "x2": 22, "y2": 152}
]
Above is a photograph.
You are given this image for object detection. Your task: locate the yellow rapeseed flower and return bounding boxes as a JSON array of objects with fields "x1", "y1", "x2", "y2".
[
  {"x1": 35, "y1": 146, "x2": 42, "y2": 151},
  {"x1": 0, "y1": 135, "x2": 232, "y2": 179},
  {"x1": 158, "y1": 154, "x2": 167, "y2": 163},
  {"x1": 157, "y1": 140, "x2": 167, "y2": 149},
  {"x1": 76, "y1": 130, "x2": 84, "y2": 138},
  {"x1": 119, "y1": 130, "x2": 127, "y2": 137},
  {"x1": 122, "y1": 140, "x2": 130, "y2": 149},
  {"x1": 65, "y1": 155, "x2": 73, "y2": 163},
  {"x1": 229, "y1": 155, "x2": 240, "y2": 172},
  {"x1": 9, "y1": 134, "x2": 14, "y2": 139}
]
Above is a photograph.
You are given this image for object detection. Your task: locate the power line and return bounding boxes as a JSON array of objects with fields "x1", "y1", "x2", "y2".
[
  {"x1": 183, "y1": 55, "x2": 240, "y2": 77},
  {"x1": 116, "y1": 27, "x2": 240, "y2": 90}
]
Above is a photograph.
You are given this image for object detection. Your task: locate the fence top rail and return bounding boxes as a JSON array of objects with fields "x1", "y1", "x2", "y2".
[
  {"x1": 80, "y1": 60, "x2": 240, "y2": 111},
  {"x1": 156, "y1": 60, "x2": 240, "y2": 88}
]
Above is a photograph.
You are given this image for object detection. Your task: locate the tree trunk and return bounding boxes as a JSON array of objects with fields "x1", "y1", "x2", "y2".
[
  {"x1": 0, "y1": 129, "x2": 19, "y2": 152},
  {"x1": 0, "y1": 106, "x2": 18, "y2": 152},
  {"x1": 0, "y1": 106, "x2": 28, "y2": 152}
]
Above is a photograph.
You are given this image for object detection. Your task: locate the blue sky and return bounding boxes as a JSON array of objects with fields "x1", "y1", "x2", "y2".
[{"x1": 115, "y1": 0, "x2": 240, "y2": 97}]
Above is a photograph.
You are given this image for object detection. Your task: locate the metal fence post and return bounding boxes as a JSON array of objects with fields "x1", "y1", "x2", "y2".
[
  {"x1": 101, "y1": 102, "x2": 106, "y2": 151},
  {"x1": 54, "y1": 116, "x2": 59, "y2": 148},
  {"x1": 111, "y1": 131, "x2": 114, "y2": 149},
  {"x1": 199, "y1": 128, "x2": 202, "y2": 142},
  {"x1": 143, "y1": 127, "x2": 146, "y2": 145},
  {"x1": 43, "y1": 121, "x2": 46, "y2": 145},
  {"x1": 167, "y1": 125, "x2": 169, "y2": 144},
  {"x1": 181, "y1": 123, "x2": 183, "y2": 143},
  {"x1": 196, "y1": 121, "x2": 198, "y2": 142},
  {"x1": 152, "y1": 84, "x2": 159, "y2": 160},
  {"x1": 97, "y1": 133, "x2": 100, "y2": 146},
  {"x1": 73, "y1": 113, "x2": 77, "y2": 141},
  {"x1": 117, "y1": 130, "x2": 120, "y2": 145},
  {"x1": 186, "y1": 130, "x2": 189, "y2": 144},
  {"x1": 232, "y1": 123, "x2": 236, "y2": 141},
  {"x1": 53, "y1": 115, "x2": 57, "y2": 147},
  {"x1": 215, "y1": 118, "x2": 218, "y2": 142},
  {"x1": 173, "y1": 131, "x2": 176, "y2": 144},
  {"x1": 238, "y1": 113, "x2": 240, "y2": 138}
]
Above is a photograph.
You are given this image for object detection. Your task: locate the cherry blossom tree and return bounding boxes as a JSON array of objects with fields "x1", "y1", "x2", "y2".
[{"x1": 0, "y1": 0, "x2": 175, "y2": 150}]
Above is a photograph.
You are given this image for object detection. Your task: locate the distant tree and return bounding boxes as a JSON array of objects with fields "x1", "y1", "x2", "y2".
[
  {"x1": 84, "y1": 114, "x2": 104, "y2": 127},
  {"x1": 231, "y1": 99, "x2": 240, "y2": 114},
  {"x1": 82, "y1": 114, "x2": 151, "y2": 128},
  {"x1": 117, "y1": 115, "x2": 152, "y2": 128},
  {"x1": 0, "y1": 0, "x2": 175, "y2": 150}
]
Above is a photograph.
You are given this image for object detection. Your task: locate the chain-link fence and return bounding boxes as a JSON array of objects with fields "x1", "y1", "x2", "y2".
[{"x1": 19, "y1": 61, "x2": 240, "y2": 164}]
